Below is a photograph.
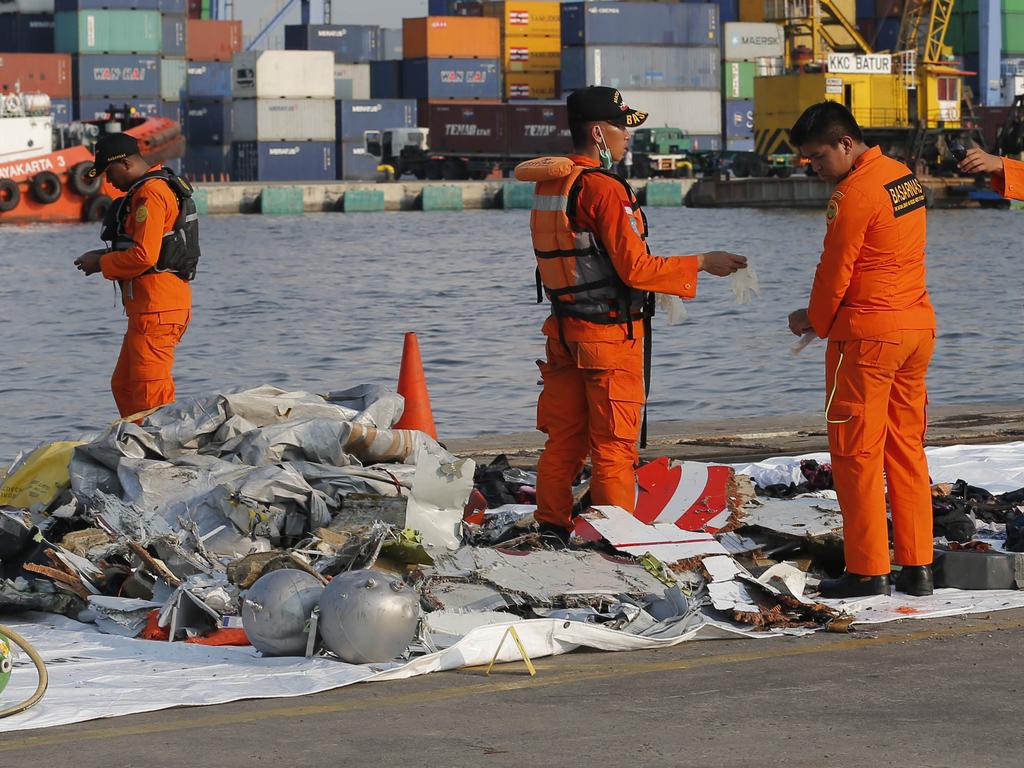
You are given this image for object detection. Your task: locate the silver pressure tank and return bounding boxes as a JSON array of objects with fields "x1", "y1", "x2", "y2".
[
  {"x1": 318, "y1": 570, "x2": 420, "y2": 664},
  {"x1": 241, "y1": 569, "x2": 324, "y2": 656}
]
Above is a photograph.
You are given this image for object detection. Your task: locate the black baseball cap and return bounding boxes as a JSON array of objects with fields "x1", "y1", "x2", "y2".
[
  {"x1": 567, "y1": 86, "x2": 648, "y2": 128},
  {"x1": 86, "y1": 133, "x2": 141, "y2": 178}
]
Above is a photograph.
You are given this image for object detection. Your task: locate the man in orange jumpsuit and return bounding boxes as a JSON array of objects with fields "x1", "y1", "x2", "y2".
[
  {"x1": 957, "y1": 147, "x2": 1024, "y2": 199},
  {"x1": 520, "y1": 86, "x2": 747, "y2": 546},
  {"x1": 787, "y1": 102, "x2": 936, "y2": 598},
  {"x1": 74, "y1": 133, "x2": 193, "y2": 419}
]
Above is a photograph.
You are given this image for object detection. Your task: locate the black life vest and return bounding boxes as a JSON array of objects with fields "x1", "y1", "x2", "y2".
[{"x1": 100, "y1": 168, "x2": 201, "y2": 282}]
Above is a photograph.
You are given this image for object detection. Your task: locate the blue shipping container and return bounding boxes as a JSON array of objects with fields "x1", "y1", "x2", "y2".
[
  {"x1": 428, "y1": 0, "x2": 484, "y2": 15},
  {"x1": 74, "y1": 55, "x2": 161, "y2": 98},
  {"x1": 379, "y1": 27, "x2": 402, "y2": 60},
  {"x1": 161, "y1": 0, "x2": 186, "y2": 12},
  {"x1": 876, "y1": 17, "x2": 900, "y2": 50},
  {"x1": 284, "y1": 24, "x2": 380, "y2": 63},
  {"x1": 561, "y1": 46, "x2": 719, "y2": 91},
  {"x1": 186, "y1": 60, "x2": 232, "y2": 98},
  {"x1": 338, "y1": 140, "x2": 380, "y2": 180},
  {"x1": 184, "y1": 144, "x2": 232, "y2": 180},
  {"x1": 336, "y1": 98, "x2": 417, "y2": 141},
  {"x1": 77, "y1": 98, "x2": 160, "y2": 119},
  {"x1": 724, "y1": 99, "x2": 754, "y2": 138},
  {"x1": 52, "y1": 98, "x2": 73, "y2": 124},
  {"x1": 162, "y1": 15, "x2": 186, "y2": 57},
  {"x1": 855, "y1": 0, "x2": 874, "y2": 19},
  {"x1": 232, "y1": 141, "x2": 336, "y2": 182},
  {"x1": 56, "y1": 0, "x2": 161, "y2": 8},
  {"x1": 0, "y1": 15, "x2": 55, "y2": 53},
  {"x1": 718, "y1": 0, "x2": 738, "y2": 25},
  {"x1": 690, "y1": 134, "x2": 722, "y2": 151},
  {"x1": 184, "y1": 98, "x2": 231, "y2": 143},
  {"x1": 158, "y1": 99, "x2": 181, "y2": 123},
  {"x1": 561, "y1": 2, "x2": 718, "y2": 47},
  {"x1": 370, "y1": 60, "x2": 402, "y2": 99},
  {"x1": 401, "y1": 58, "x2": 501, "y2": 100},
  {"x1": 726, "y1": 138, "x2": 755, "y2": 152}
]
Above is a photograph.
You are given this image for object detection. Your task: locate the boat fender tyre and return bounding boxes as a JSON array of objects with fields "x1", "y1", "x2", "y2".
[
  {"x1": 30, "y1": 171, "x2": 62, "y2": 204},
  {"x1": 0, "y1": 179, "x2": 20, "y2": 212},
  {"x1": 69, "y1": 162, "x2": 102, "y2": 196},
  {"x1": 82, "y1": 194, "x2": 113, "y2": 223}
]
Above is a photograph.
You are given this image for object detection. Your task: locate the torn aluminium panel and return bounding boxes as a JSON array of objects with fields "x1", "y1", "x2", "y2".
[
  {"x1": 575, "y1": 505, "x2": 729, "y2": 566},
  {"x1": 633, "y1": 457, "x2": 748, "y2": 533},
  {"x1": 740, "y1": 497, "x2": 844, "y2": 540}
]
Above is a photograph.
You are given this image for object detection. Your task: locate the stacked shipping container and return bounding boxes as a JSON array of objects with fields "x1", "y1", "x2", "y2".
[
  {"x1": 722, "y1": 22, "x2": 785, "y2": 152},
  {"x1": 946, "y1": 0, "x2": 1024, "y2": 105},
  {"x1": 182, "y1": 18, "x2": 241, "y2": 179},
  {"x1": 561, "y1": 1, "x2": 723, "y2": 148},
  {"x1": 402, "y1": 16, "x2": 502, "y2": 100},
  {"x1": 0, "y1": 0, "x2": 55, "y2": 53},
  {"x1": 483, "y1": 1, "x2": 561, "y2": 101}
]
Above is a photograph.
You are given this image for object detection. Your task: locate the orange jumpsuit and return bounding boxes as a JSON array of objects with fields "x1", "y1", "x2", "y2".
[
  {"x1": 992, "y1": 156, "x2": 1024, "y2": 200},
  {"x1": 808, "y1": 145, "x2": 937, "y2": 576},
  {"x1": 99, "y1": 166, "x2": 192, "y2": 418},
  {"x1": 534, "y1": 155, "x2": 699, "y2": 530}
]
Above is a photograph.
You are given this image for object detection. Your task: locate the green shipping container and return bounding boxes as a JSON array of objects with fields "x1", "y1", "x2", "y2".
[
  {"x1": 945, "y1": 10, "x2": 1024, "y2": 54},
  {"x1": 1006, "y1": 13, "x2": 1024, "y2": 53},
  {"x1": 55, "y1": 10, "x2": 162, "y2": 55},
  {"x1": 722, "y1": 60, "x2": 755, "y2": 100}
]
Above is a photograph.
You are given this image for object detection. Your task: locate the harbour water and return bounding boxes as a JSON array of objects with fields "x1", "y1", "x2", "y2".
[{"x1": 2, "y1": 206, "x2": 1022, "y2": 465}]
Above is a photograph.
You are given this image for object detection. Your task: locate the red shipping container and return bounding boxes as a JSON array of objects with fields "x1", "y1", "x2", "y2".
[
  {"x1": 418, "y1": 100, "x2": 508, "y2": 155},
  {"x1": 188, "y1": 0, "x2": 203, "y2": 19},
  {"x1": 187, "y1": 20, "x2": 243, "y2": 62},
  {"x1": 0, "y1": 53, "x2": 73, "y2": 99},
  {"x1": 507, "y1": 102, "x2": 569, "y2": 155},
  {"x1": 874, "y1": 0, "x2": 903, "y2": 17}
]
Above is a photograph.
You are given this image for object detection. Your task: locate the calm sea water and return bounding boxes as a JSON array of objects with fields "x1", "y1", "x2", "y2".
[{"x1": 2, "y1": 206, "x2": 1022, "y2": 464}]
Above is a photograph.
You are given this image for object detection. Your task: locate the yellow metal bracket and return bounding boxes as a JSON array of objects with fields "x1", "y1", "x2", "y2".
[{"x1": 485, "y1": 625, "x2": 537, "y2": 678}]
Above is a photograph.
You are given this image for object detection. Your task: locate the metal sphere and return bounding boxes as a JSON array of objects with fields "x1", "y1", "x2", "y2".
[
  {"x1": 241, "y1": 569, "x2": 324, "y2": 657},
  {"x1": 318, "y1": 570, "x2": 420, "y2": 664}
]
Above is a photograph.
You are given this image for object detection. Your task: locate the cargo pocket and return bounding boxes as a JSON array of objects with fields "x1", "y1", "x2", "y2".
[
  {"x1": 592, "y1": 370, "x2": 644, "y2": 442},
  {"x1": 536, "y1": 358, "x2": 552, "y2": 434},
  {"x1": 827, "y1": 400, "x2": 865, "y2": 456}
]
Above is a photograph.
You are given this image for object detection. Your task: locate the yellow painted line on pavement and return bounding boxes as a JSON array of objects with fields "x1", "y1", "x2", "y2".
[{"x1": 3, "y1": 616, "x2": 1023, "y2": 751}]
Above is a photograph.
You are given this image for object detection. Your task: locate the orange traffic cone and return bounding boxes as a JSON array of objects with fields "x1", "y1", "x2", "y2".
[{"x1": 393, "y1": 332, "x2": 438, "y2": 439}]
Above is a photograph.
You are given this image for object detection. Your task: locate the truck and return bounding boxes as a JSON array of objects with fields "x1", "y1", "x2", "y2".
[{"x1": 628, "y1": 127, "x2": 697, "y2": 178}]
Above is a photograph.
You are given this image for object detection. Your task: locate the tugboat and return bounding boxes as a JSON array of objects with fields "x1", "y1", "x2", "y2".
[{"x1": 0, "y1": 91, "x2": 184, "y2": 225}]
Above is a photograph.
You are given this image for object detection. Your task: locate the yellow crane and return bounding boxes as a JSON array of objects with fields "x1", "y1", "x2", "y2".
[{"x1": 753, "y1": 0, "x2": 967, "y2": 175}]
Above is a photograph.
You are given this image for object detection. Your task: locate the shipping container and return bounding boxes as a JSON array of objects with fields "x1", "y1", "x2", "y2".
[
  {"x1": 161, "y1": 0, "x2": 185, "y2": 12},
  {"x1": 875, "y1": 17, "x2": 899, "y2": 50},
  {"x1": 874, "y1": 0, "x2": 903, "y2": 17},
  {"x1": 427, "y1": 0, "x2": 484, "y2": 18},
  {"x1": 187, "y1": 19, "x2": 242, "y2": 61},
  {"x1": 157, "y1": 98, "x2": 181, "y2": 123},
  {"x1": 51, "y1": 97, "x2": 72, "y2": 122},
  {"x1": 231, "y1": 140, "x2": 335, "y2": 182},
  {"x1": 723, "y1": 22, "x2": 784, "y2": 60},
  {"x1": 160, "y1": 56, "x2": 185, "y2": 100},
  {"x1": 504, "y1": 70, "x2": 557, "y2": 99},
  {"x1": 0, "y1": 53, "x2": 72, "y2": 97},
  {"x1": 738, "y1": 0, "x2": 764, "y2": 22},
  {"x1": 689, "y1": 134, "x2": 722, "y2": 151},
  {"x1": 725, "y1": 137, "x2": 754, "y2": 152},
  {"x1": 370, "y1": 59, "x2": 402, "y2": 98},
  {"x1": 184, "y1": 97, "x2": 230, "y2": 142},
  {"x1": 561, "y1": 2, "x2": 718, "y2": 47},
  {"x1": 379, "y1": 27, "x2": 402, "y2": 59},
  {"x1": 483, "y1": 1, "x2": 560, "y2": 37},
  {"x1": 77, "y1": 97, "x2": 159, "y2": 119},
  {"x1": 719, "y1": 0, "x2": 738, "y2": 24},
  {"x1": 0, "y1": 0, "x2": 54, "y2": 11},
  {"x1": 724, "y1": 99, "x2": 754, "y2": 138},
  {"x1": 55, "y1": 11, "x2": 163, "y2": 54},
  {"x1": 74, "y1": 54, "x2": 161, "y2": 98},
  {"x1": 232, "y1": 50, "x2": 334, "y2": 99},
  {"x1": 335, "y1": 61, "x2": 370, "y2": 99},
  {"x1": 183, "y1": 143, "x2": 231, "y2": 179},
  {"x1": 722, "y1": 59, "x2": 754, "y2": 100},
  {"x1": 419, "y1": 101, "x2": 507, "y2": 154},
  {"x1": 186, "y1": 59, "x2": 230, "y2": 97},
  {"x1": 503, "y1": 34, "x2": 560, "y2": 73},
  {"x1": 0, "y1": 14, "x2": 55, "y2": 52},
  {"x1": 336, "y1": 98, "x2": 417, "y2": 141},
  {"x1": 561, "y1": 46, "x2": 719, "y2": 91},
  {"x1": 56, "y1": 0, "x2": 159, "y2": 8},
  {"x1": 231, "y1": 98, "x2": 336, "y2": 142},
  {"x1": 507, "y1": 101, "x2": 569, "y2": 154},
  {"x1": 162, "y1": 14, "x2": 186, "y2": 57},
  {"x1": 284, "y1": 24, "x2": 380, "y2": 63},
  {"x1": 338, "y1": 139, "x2": 381, "y2": 180},
  {"x1": 402, "y1": 57, "x2": 501, "y2": 100},
  {"x1": 617, "y1": 88, "x2": 722, "y2": 134},
  {"x1": 855, "y1": 0, "x2": 873, "y2": 18},
  {"x1": 403, "y1": 16, "x2": 500, "y2": 59}
]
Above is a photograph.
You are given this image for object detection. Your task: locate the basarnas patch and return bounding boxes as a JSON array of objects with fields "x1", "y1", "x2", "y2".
[
  {"x1": 825, "y1": 190, "x2": 844, "y2": 224},
  {"x1": 884, "y1": 173, "x2": 926, "y2": 217}
]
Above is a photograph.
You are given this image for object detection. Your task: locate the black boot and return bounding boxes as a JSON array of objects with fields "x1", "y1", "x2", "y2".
[
  {"x1": 818, "y1": 571, "x2": 891, "y2": 599},
  {"x1": 537, "y1": 522, "x2": 571, "y2": 549},
  {"x1": 893, "y1": 564, "x2": 934, "y2": 596}
]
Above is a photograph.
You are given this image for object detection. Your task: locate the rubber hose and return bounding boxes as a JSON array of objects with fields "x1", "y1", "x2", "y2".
[{"x1": 0, "y1": 623, "x2": 48, "y2": 718}]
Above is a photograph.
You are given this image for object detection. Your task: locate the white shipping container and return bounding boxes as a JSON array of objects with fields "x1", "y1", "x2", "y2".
[
  {"x1": 0, "y1": 0, "x2": 54, "y2": 13},
  {"x1": 618, "y1": 89, "x2": 722, "y2": 135},
  {"x1": 231, "y1": 98, "x2": 336, "y2": 142},
  {"x1": 724, "y1": 22, "x2": 785, "y2": 61},
  {"x1": 231, "y1": 50, "x2": 335, "y2": 99},
  {"x1": 335, "y1": 62, "x2": 370, "y2": 99}
]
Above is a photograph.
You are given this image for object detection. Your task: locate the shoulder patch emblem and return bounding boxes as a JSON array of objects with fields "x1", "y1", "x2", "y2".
[
  {"x1": 825, "y1": 191, "x2": 842, "y2": 224},
  {"x1": 884, "y1": 173, "x2": 926, "y2": 217},
  {"x1": 135, "y1": 205, "x2": 148, "y2": 223}
]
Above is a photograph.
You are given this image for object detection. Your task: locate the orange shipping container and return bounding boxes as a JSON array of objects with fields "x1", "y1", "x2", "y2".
[
  {"x1": 484, "y1": 1, "x2": 561, "y2": 37},
  {"x1": 738, "y1": 0, "x2": 766, "y2": 22},
  {"x1": 187, "y1": 19, "x2": 243, "y2": 62},
  {"x1": 403, "y1": 16, "x2": 500, "y2": 59},
  {"x1": 504, "y1": 71, "x2": 558, "y2": 99},
  {"x1": 0, "y1": 53, "x2": 72, "y2": 98},
  {"x1": 503, "y1": 35, "x2": 561, "y2": 72}
]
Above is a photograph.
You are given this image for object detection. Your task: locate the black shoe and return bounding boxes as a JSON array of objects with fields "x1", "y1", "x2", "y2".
[
  {"x1": 818, "y1": 572, "x2": 891, "y2": 599},
  {"x1": 537, "y1": 523, "x2": 571, "y2": 549},
  {"x1": 893, "y1": 564, "x2": 934, "y2": 596}
]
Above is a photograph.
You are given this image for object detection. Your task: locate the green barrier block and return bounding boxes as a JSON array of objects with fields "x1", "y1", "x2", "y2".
[
  {"x1": 191, "y1": 187, "x2": 209, "y2": 216},
  {"x1": 420, "y1": 184, "x2": 463, "y2": 211},
  {"x1": 343, "y1": 189, "x2": 386, "y2": 212},
  {"x1": 500, "y1": 182, "x2": 534, "y2": 210},
  {"x1": 644, "y1": 180, "x2": 682, "y2": 207},
  {"x1": 260, "y1": 186, "x2": 304, "y2": 215}
]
